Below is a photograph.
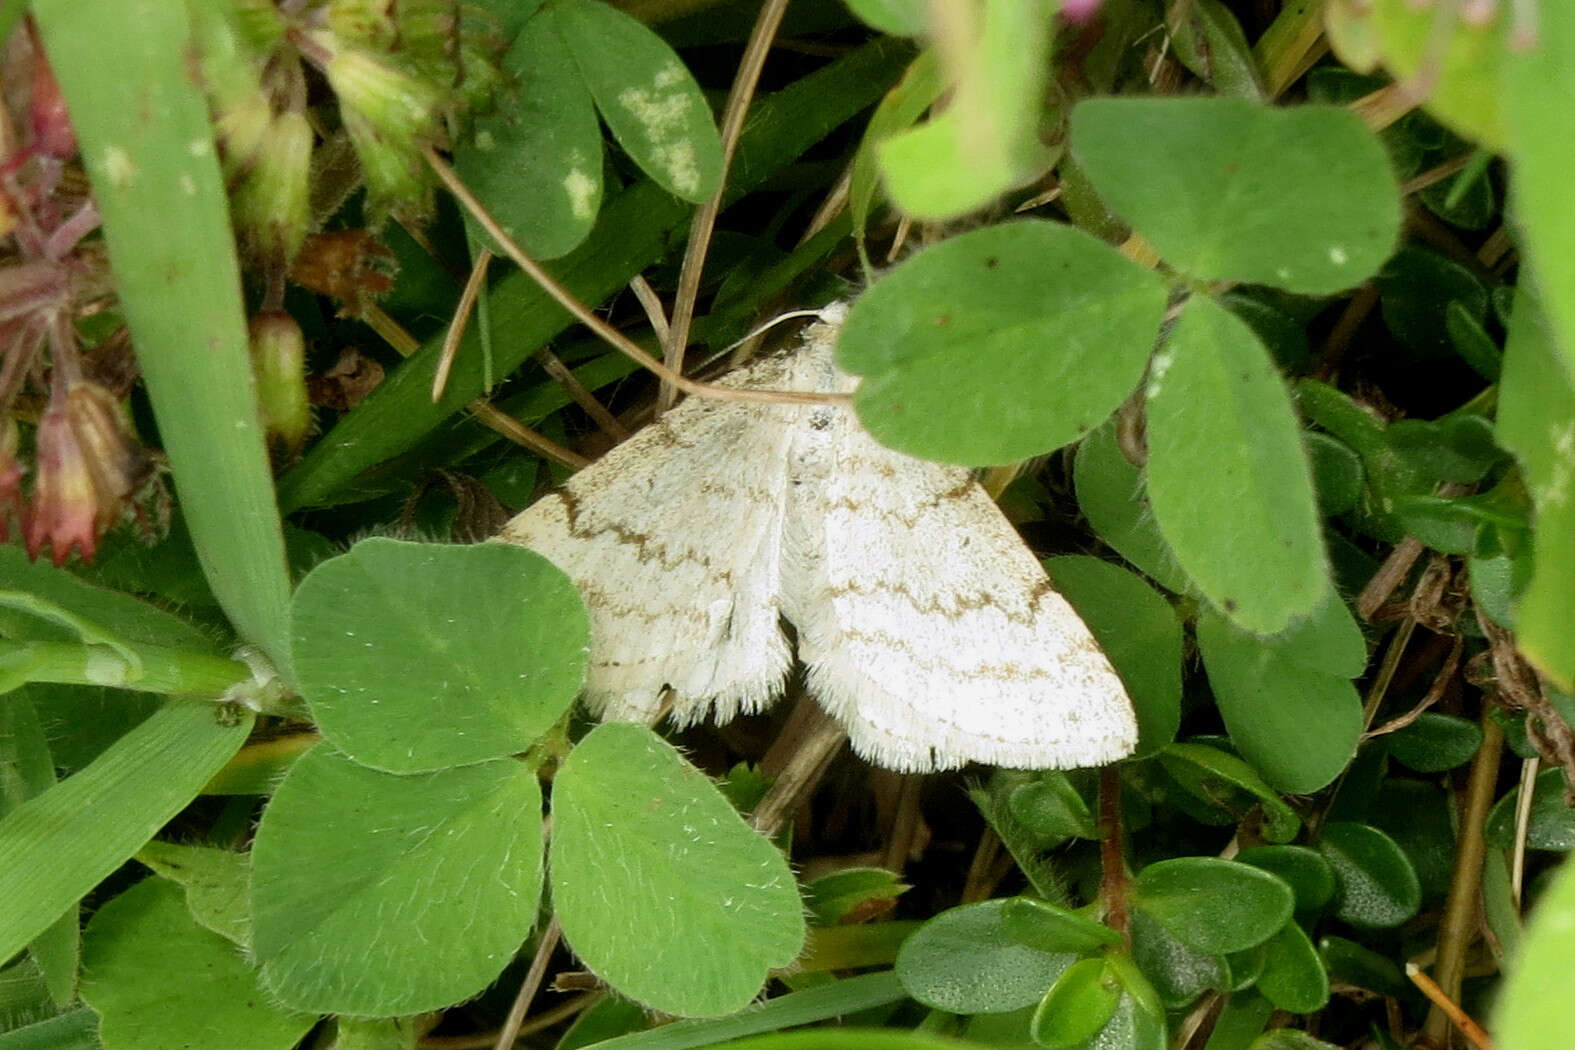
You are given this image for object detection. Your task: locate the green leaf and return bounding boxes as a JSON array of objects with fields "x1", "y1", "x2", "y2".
[
  {"x1": 0, "y1": 548, "x2": 214, "y2": 652},
  {"x1": 1203, "y1": 991, "x2": 1273, "y2": 1050},
  {"x1": 1071, "y1": 958, "x2": 1168, "y2": 1050},
  {"x1": 1157, "y1": 742, "x2": 1301, "y2": 843},
  {"x1": 1255, "y1": 923, "x2": 1328, "y2": 1013},
  {"x1": 1375, "y1": 244, "x2": 1490, "y2": 357},
  {"x1": 1146, "y1": 295, "x2": 1329, "y2": 633},
  {"x1": 0, "y1": 1009, "x2": 99, "y2": 1050},
  {"x1": 0, "y1": 701, "x2": 250, "y2": 966},
  {"x1": 838, "y1": 220, "x2": 1168, "y2": 464},
  {"x1": 1070, "y1": 98, "x2": 1400, "y2": 294},
  {"x1": 552, "y1": 0, "x2": 723, "y2": 203},
  {"x1": 557, "y1": 996, "x2": 649, "y2": 1050},
  {"x1": 1384, "y1": 713, "x2": 1483, "y2": 773},
  {"x1": 1492, "y1": 852, "x2": 1575, "y2": 1050},
  {"x1": 1305, "y1": 432, "x2": 1365, "y2": 517},
  {"x1": 1235, "y1": 846, "x2": 1337, "y2": 914},
  {"x1": 713, "y1": 1032, "x2": 998, "y2": 1050},
  {"x1": 842, "y1": 0, "x2": 926, "y2": 36},
  {"x1": 80, "y1": 879, "x2": 315, "y2": 1050},
  {"x1": 1045, "y1": 557, "x2": 1182, "y2": 757},
  {"x1": 34, "y1": 0, "x2": 293, "y2": 671},
  {"x1": 136, "y1": 841, "x2": 252, "y2": 948},
  {"x1": 292, "y1": 538, "x2": 588, "y2": 773},
  {"x1": 0, "y1": 694, "x2": 74, "y2": 1005},
  {"x1": 1001, "y1": 898, "x2": 1121, "y2": 956},
  {"x1": 877, "y1": 0, "x2": 1052, "y2": 219},
  {"x1": 895, "y1": 899, "x2": 1074, "y2": 1014},
  {"x1": 1165, "y1": 0, "x2": 1267, "y2": 99},
  {"x1": 849, "y1": 52, "x2": 944, "y2": 265},
  {"x1": 1130, "y1": 907, "x2": 1225, "y2": 1009},
  {"x1": 1323, "y1": 0, "x2": 1506, "y2": 149},
  {"x1": 1007, "y1": 773, "x2": 1098, "y2": 843},
  {"x1": 1316, "y1": 935, "x2": 1408, "y2": 999},
  {"x1": 550, "y1": 723, "x2": 803, "y2": 1017},
  {"x1": 1482, "y1": 849, "x2": 1523, "y2": 968},
  {"x1": 1072, "y1": 422, "x2": 1189, "y2": 593},
  {"x1": 1195, "y1": 611, "x2": 1361, "y2": 793},
  {"x1": 1316, "y1": 823, "x2": 1421, "y2": 929},
  {"x1": 252, "y1": 746, "x2": 544, "y2": 1015},
  {"x1": 332, "y1": 1017, "x2": 421, "y2": 1050},
  {"x1": 1256, "y1": 588, "x2": 1368, "y2": 680},
  {"x1": 1368, "y1": 780, "x2": 1455, "y2": 902},
  {"x1": 1486, "y1": 768, "x2": 1575, "y2": 851},
  {"x1": 803, "y1": 868, "x2": 908, "y2": 927},
  {"x1": 1132, "y1": 858, "x2": 1294, "y2": 956},
  {"x1": 564, "y1": 972, "x2": 908, "y2": 1050},
  {"x1": 1504, "y1": 4, "x2": 1575, "y2": 386},
  {"x1": 1497, "y1": 291, "x2": 1575, "y2": 688},
  {"x1": 1031, "y1": 958, "x2": 1122, "y2": 1049},
  {"x1": 454, "y1": 10, "x2": 603, "y2": 259},
  {"x1": 1248, "y1": 1032, "x2": 1341, "y2": 1050}
]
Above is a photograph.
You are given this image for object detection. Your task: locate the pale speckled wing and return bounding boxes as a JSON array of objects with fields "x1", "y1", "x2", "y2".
[
  {"x1": 498, "y1": 309, "x2": 1137, "y2": 772},
  {"x1": 779, "y1": 330, "x2": 1138, "y2": 772},
  {"x1": 496, "y1": 350, "x2": 806, "y2": 724}
]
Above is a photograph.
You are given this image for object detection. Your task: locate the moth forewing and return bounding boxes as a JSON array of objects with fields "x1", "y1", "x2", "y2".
[{"x1": 496, "y1": 311, "x2": 1138, "y2": 771}]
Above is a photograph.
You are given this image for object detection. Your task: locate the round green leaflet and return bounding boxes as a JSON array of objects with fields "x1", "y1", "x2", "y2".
[
  {"x1": 838, "y1": 220, "x2": 1168, "y2": 465},
  {"x1": 251, "y1": 746, "x2": 545, "y2": 1016},
  {"x1": 82, "y1": 878, "x2": 317, "y2": 1050},
  {"x1": 1070, "y1": 97, "x2": 1400, "y2": 294},
  {"x1": 549, "y1": 723, "x2": 805, "y2": 1017},
  {"x1": 292, "y1": 538, "x2": 588, "y2": 773}
]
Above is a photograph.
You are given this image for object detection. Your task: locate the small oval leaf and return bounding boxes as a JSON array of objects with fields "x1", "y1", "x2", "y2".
[
  {"x1": 454, "y1": 12, "x2": 603, "y2": 259},
  {"x1": 1316, "y1": 822, "x2": 1422, "y2": 929},
  {"x1": 1132, "y1": 857, "x2": 1294, "y2": 956},
  {"x1": 1256, "y1": 923, "x2": 1329, "y2": 1013},
  {"x1": 1196, "y1": 611, "x2": 1362, "y2": 794},
  {"x1": 1130, "y1": 907, "x2": 1224, "y2": 1009},
  {"x1": 1030, "y1": 958, "x2": 1122, "y2": 1049},
  {"x1": 1385, "y1": 712, "x2": 1484, "y2": 773},
  {"x1": 1008, "y1": 774, "x2": 1098, "y2": 843},
  {"x1": 1486, "y1": 767, "x2": 1575, "y2": 850},
  {"x1": 1002, "y1": 898, "x2": 1121, "y2": 956},
  {"x1": 895, "y1": 898, "x2": 1075, "y2": 1014},
  {"x1": 1235, "y1": 846, "x2": 1337, "y2": 914}
]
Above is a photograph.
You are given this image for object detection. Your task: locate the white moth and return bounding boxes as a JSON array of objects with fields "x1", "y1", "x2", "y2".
[{"x1": 497, "y1": 307, "x2": 1138, "y2": 772}]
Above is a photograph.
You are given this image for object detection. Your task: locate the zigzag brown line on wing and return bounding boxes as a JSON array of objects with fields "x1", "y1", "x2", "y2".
[
  {"x1": 790, "y1": 408, "x2": 1136, "y2": 769},
  {"x1": 495, "y1": 346, "x2": 812, "y2": 723}
]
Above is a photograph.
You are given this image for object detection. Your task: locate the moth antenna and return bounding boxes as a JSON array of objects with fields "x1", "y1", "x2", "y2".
[{"x1": 720, "y1": 305, "x2": 844, "y2": 357}]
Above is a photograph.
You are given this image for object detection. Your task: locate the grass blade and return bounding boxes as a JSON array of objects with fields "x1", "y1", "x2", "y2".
[
  {"x1": 0, "y1": 700, "x2": 252, "y2": 964},
  {"x1": 34, "y1": 0, "x2": 293, "y2": 672}
]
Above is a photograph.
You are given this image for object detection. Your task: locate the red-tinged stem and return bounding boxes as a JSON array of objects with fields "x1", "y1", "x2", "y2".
[{"x1": 1099, "y1": 764, "x2": 1129, "y2": 946}]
